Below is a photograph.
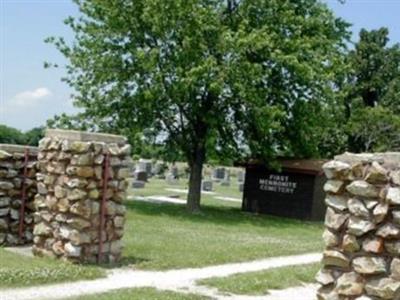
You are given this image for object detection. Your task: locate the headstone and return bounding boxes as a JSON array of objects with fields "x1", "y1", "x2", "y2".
[
  {"x1": 132, "y1": 180, "x2": 145, "y2": 189},
  {"x1": 212, "y1": 167, "x2": 230, "y2": 182},
  {"x1": 137, "y1": 159, "x2": 152, "y2": 177},
  {"x1": 237, "y1": 170, "x2": 245, "y2": 183},
  {"x1": 212, "y1": 167, "x2": 223, "y2": 181},
  {"x1": 202, "y1": 180, "x2": 213, "y2": 191},
  {"x1": 134, "y1": 170, "x2": 148, "y2": 182},
  {"x1": 221, "y1": 169, "x2": 231, "y2": 186}
]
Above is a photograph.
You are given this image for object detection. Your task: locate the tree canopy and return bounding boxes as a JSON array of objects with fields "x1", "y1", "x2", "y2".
[
  {"x1": 47, "y1": 0, "x2": 350, "y2": 211},
  {"x1": 343, "y1": 28, "x2": 400, "y2": 152}
]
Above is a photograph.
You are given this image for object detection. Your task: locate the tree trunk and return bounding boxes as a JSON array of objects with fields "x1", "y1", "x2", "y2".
[{"x1": 187, "y1": 142, "x2": 206, "y2": 213}]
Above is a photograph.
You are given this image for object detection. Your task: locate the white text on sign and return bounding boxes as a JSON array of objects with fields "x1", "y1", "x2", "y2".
[{"x1": 259, "y1": 174, "x2": 297, "y2": 194}]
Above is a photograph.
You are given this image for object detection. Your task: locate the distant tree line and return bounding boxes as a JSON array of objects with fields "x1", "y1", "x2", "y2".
[{"x1": 0, "y1": 125, "x2": 44, "y2": 146}]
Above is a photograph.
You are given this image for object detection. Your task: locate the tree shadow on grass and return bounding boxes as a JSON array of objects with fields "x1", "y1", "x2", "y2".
[{"x1": 124, "y1": 200, "x2": 322, "y2": 230}]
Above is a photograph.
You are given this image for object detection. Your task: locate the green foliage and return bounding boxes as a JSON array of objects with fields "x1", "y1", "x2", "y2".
[
  {"x1": 347, "y1": 106, "x2": 400, "y2": 152},
  {"x1": 47, "y1": 0, "x2": 349, "y2": 159},
  {"x1": 47, "y1": 113, "x2": 94, "y2": 131},
  {"x1": 343, "y1": 28, "x2": 400, "y2": 152},
  {"x1": 345, "y1": 28, "x2": 400, "y2": 110},
  {"x1": 24, "y1": 127, "x2": 45, "y2": 146},
  {"x1": 0, "y1": 125, "x2": 26, "y2": 145},
  {"x1": 47, "y1": 0, "x2": 349, "y2": 209},
  {"x1": 0, "y1": 125, "x2": 44, "y2": 146}
]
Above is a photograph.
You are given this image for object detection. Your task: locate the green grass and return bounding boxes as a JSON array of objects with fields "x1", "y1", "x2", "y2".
[
  {"x1": 197, "y1": 263, "x2": 320, "y2": 295},
  {"x1": 122, "y1": 191, "x2": 323, "y2": 269},
  {"x1": 0, "y1": 248, "x2": 105, "y2": 288},
  {"x1": 63, "y1": 288, "x2": 210, "y2": 300}
]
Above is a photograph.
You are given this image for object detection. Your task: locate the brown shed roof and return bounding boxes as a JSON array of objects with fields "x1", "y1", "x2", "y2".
[
  {"x1": 236, "y1": 158, "x2": 328, "y2": 175},
  {"x1": 278, "y1": 159, "x2": 327, "y2": 175}
]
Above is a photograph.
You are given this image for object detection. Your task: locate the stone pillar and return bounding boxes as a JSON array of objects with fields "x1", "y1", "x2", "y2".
[
  {"x1": 0, "y1": 144, "x2": 38, "y2": 246},
  {"x1": 318, "y1": 153, "x2": 400, "y2": 300},
  {"x1": 33, "y1": 129, "x2": 132, "y2": 263}
]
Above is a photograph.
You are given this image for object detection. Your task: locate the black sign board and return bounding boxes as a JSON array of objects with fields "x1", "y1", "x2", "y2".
[{"x1": 242, "y1": 161, "x2": 326, "y2": 221}]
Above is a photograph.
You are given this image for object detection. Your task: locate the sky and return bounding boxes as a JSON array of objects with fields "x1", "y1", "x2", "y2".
[{"x1": 1, "y1": 0, "x2": 400, "y2": 131}]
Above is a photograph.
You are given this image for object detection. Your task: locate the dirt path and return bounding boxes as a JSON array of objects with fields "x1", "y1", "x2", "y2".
[{"x1": 0, "y1": 253, "x2": 320, "y2": 300}]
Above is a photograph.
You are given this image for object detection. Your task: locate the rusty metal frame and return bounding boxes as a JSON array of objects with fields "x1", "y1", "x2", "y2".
[
  {"x1": 18, "y1": 148, "x2": 30, "y2": 241},
  {"x1": 97, "y1": 152, "x2": 110, "y2": 263}
]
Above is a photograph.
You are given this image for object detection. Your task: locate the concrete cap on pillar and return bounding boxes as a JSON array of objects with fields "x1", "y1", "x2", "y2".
[{"x1": 45, "y1": 129, "x2": 127, "y2": 144}]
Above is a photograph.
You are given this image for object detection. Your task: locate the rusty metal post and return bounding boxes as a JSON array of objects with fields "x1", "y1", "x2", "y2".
[
  {"x1": 97, "y1": 152, "x2": 110, "y2": 263},
  {"x1": 18, "y1": 148, "x2": 29, "y2": 241}
]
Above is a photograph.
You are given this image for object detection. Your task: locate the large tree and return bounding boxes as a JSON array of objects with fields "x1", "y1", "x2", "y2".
[
  {"x1": 48, "y1": 0, "x2": 349, "y2": 212},
  {"x1": 345, "y1": 28, "x2": 400, "y2": 112},
  {"x1": 343, "y1": 28, "x2": 400, "y2": 152}
]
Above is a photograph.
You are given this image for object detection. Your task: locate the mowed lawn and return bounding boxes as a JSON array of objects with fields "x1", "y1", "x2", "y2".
[
  {"x1": 0, "y1": 177, "x2": 323, "y2": 288},
  {"x1": 0, "y1": 248, "x2": 104, "y2": 288},
  {"x1": 122, "y1": 178, "x2": 323, "y2": 270},
  {"x1": 121, "y1": 200, "x2": 323, "y2": 270},
  {"x1": 198, "y1": 263, "x2": 320, "y2": 295}
]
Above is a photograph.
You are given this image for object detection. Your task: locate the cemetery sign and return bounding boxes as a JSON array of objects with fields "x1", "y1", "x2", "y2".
[{"x1": 240, "y1": 159, "x2": 327, "y2": 221}]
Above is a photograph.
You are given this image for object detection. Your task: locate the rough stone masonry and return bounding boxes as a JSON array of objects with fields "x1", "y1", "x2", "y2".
[
  {"x1": 0, "y1": 144, "x2": 38, "y2": 246},
  {"x1": 317, "y1": 152, "x2": 400, "y2": 300},
  {"x1": 33, "y1": 129, "x2": 132, "y2": 263}
]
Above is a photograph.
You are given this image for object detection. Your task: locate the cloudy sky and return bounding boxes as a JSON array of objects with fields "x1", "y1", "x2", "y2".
[{"x1": 1, "y1": 0, "x2": 400, "y2": 131}]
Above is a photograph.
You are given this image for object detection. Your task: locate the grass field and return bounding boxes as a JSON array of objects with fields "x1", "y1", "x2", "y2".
[
  {"x1": 0, "y1": 248, "x2": 104, "y2": 288},
  {"x1": 122, "y1": 179, "x2": 323, "y2": 270},
  {"x1": 63, "y1": 288, "x2": 210, "y2": 300},
  {"x1": 198, "y1": 263, "x2": 320, "y2": 295},
  {"x1": 121, "y1": 200, "x2": 323, "y2": 270},
  {"x1": 0, "y1": 178, "x2": 323, "y2": 288}
]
